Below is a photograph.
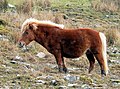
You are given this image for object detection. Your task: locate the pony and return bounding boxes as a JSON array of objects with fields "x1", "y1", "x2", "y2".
[{"x1": 18, "y1": 18, "x2": 109, "y2": 76}]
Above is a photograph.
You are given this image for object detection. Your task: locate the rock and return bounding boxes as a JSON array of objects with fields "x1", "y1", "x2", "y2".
[
  {"x1": 111, "y1": 80, "x2": 120, "y2": 87},
  {"x1": 36, "y1": 52, "x2": 46, "y2": 58},
  {"x1": 64, "y1": 74, "x2": 79, "y2": 83},
  {"x1": 109, "y1": 60, "x2": 120, "y2": 64},
  {"x1": 58, "y1": 86, "x2": 67, "y2": 89},
  {"x1": 105, "y1": 15, "x2": 110, "y2": 18},
  {"x1": 15, "y1": 56, "x2": 22, "y2": 60},
  {"x1": 67, "y1": 83, "x2": 78, "y2": 87},
  {"x1": 46, "y1": 63, "x2": 57, "y2": 69},
  {"x1": 107, "y1": 46, "x2": 120, "y2": 54},
  {"x1": 10, "y1": 60, "x2": 17, "y2": 64},
  {"x1": 111, "y1": 79, "x2": 120, "y2": 83},
  {"x1": 50, "y1": 80, "x2": 58, "y2": 86},
  {"x1": 63, "y1": 14, "x2": 69, "y2": 19},
  {"x1": 67, "y1": 83, "x2": 81, "y2": 88},
  {"x1": 81, "y1": 84, "x2": 92, "y2": 89},
  {"x1": 68, "y1": 67, "x2": 80, "y2": 72},
  {"x1": 46, "y1": 75, "x2": 54, "y2": 80},
  {"x1": 36, "y1": 80, "x2": 45, "y2": 84},
  {"x1": 36, "y1": 76, "x2": 46, "y2": 79},
  {"x1": 8, "y1": 3, "x2": 16, "y2": 8},
  {"x1": 22, "y1": 46, "x2": 29, "y2": 52},
  {"x1": 0, "y1": 35, "x2": 9, "y2": 41},
  {"x1": 14, "y1": 55, "x2": 23, "y2": 61}
]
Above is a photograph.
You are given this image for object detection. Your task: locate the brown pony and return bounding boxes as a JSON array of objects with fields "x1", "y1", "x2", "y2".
[{"x1": 18, "y1": 18, "x2": 109, "y2": 76}]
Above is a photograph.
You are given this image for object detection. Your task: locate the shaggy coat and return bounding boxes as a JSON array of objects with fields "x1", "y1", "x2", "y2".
[{"x1": 19, "y1": 18, "x2": 109, "y2": 76}]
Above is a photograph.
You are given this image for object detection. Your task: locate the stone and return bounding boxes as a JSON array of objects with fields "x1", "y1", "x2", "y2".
[
  {"x1": 14, "y1": 55, "x2": 23, "y2": 61},
  {"x1": 67, "y1": 83, "x2": 78, "y2": 87},
  {"x1": 58, "y1": 86, "x2": 67, "y2": 89},
  {"x1": 36, "y1": 80, "x2": 45, "y2": 84},
  {"x1": 81, "y1": 84, "x2": 92, "y2": 89},
  {"x1": 64, "y1": 74, "x2": 79, "y2": 83},
  {"x1": 50, "y1": 80, "x2": 58, "y2": 86},
  {"x1": 10, "y1": 60, "x2": 17, "y2": 64},
  {"x1": 36, "y1": 52, "x2": 46, "y2": 58},
  {"x1": 111, "y1": 79, "x2": 120, "y2": 83}
]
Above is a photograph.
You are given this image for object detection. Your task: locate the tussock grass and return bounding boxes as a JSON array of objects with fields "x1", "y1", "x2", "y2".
[
  {"x1": 91, "y1": 0, "x2": 120, "y2": 12},
  {"x1": 105, "y1": 29, "x2": 120, "y2": 46}
]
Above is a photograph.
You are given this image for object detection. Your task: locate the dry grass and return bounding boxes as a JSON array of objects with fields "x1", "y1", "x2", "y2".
[
  {"x1": 105, "y1": 29, "x2": 120, "y2": 46},
  {"x1": 35, "y1": 0, "x2": 51, "y2": 8},
  {"x1": 16, "y1": 0, "x2": 33, "y2": 14},
  {"x1": 16, "y1": 0, "x2": 51, "y2": 14},
  {"x1": 91, "y1": 0, "x2": 120, "y2": 12}
]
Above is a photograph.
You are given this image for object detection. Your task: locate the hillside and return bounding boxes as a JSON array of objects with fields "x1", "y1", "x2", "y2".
[{"x1": 0, "y1": 0, "x2": 120, "y2": 89}]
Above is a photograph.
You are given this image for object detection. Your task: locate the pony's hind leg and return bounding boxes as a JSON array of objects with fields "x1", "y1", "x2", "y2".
[
  {"x1": 93, "y1": 52, "x2": 108, "y2": 76},
  {"x1": 86, "y1": 50, "x2": 95, "y2": 73}
]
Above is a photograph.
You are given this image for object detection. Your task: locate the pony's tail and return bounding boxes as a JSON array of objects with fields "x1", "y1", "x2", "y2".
[{"x1": 99, "y1": 32, "x2": 109, "y2": 75}]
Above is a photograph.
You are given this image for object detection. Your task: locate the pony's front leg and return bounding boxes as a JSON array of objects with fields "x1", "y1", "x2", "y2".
[{"x1": 54, "y1": 51, "x2": 68, "y2": 73}]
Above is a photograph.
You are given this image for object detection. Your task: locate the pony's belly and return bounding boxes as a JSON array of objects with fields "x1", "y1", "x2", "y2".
[{"x1": 63, "y1": 49, "x2": 84, "y2": 58}]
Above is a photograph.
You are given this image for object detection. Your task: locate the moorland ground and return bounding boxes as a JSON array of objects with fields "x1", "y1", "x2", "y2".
[{"x1": 0, "y1": 0, "x2": 120, "y2": 89}]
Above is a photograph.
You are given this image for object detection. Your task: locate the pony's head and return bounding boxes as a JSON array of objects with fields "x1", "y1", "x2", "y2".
[
  {"x1": 18, "y1": 18, "x2": 64, "y2": 48},
  {"x1": 18, "y1": 18, "x2": 39, "y2": 48}
]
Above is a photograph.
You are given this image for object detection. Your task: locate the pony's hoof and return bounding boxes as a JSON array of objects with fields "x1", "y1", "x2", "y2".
[
  {"x1": 63, "y1": 67, "x2": 68, "y2": 73},
  {"x1": 59, "y1": 67, "x2": 68, "y2": 73},
  {"x1": 101, "y1": 70, "x2": 107, "y2": 76},
  {"x1": 59, "y1": 67, "x2": 62, "y2": 72}
]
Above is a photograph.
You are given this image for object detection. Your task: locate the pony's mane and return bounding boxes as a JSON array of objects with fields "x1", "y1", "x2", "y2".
[{"x1": 21, "y1": 18, "x2": 64, "y2": 31}]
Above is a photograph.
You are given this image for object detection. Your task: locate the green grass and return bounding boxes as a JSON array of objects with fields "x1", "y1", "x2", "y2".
[
  {"x1": 7, "y1": 0, "x2": 24, "y2": 5},
  {"x1": 52, "y1": 0, "x2": 91, "y2": 6}
]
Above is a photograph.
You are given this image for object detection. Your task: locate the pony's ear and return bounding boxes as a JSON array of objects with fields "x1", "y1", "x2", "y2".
[{"x1": 29, "y1": 24, "x2": 37, "y2": 30}]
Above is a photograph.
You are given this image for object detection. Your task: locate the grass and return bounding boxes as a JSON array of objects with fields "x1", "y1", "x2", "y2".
[
  {"x1": 7, "y1": 0, "x2": 24, "y2": 5},
  {"x1": 52, "y1": 0, "x2": 91, "y2": 7},
  {"x1": 0, "y1": 0, "x2": 120, "y2": 89}
]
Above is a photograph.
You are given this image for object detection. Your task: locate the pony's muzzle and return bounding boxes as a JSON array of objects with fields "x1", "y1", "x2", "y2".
[
  {"x1": 18, "y1": 41, "x2": 25, "y2": 48},
  {"x1": 18, "y1": 41, "x2": 29, "y2": 52}
]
